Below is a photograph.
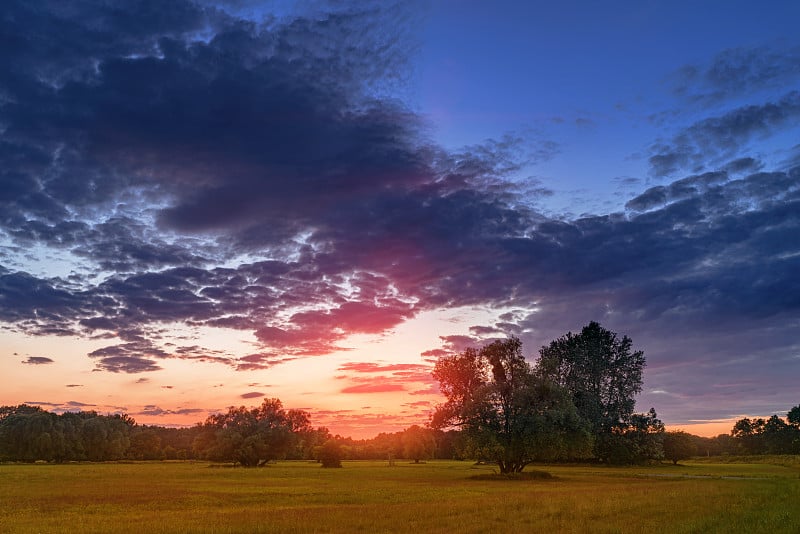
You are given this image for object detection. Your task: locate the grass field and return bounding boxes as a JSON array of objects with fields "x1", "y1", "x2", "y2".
[{"x1": 1, "y1": 458, "x2": 798, "y2": 533}]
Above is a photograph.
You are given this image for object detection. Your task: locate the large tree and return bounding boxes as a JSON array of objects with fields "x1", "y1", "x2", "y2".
[
  {"x1": 536, "y1": 321, "x2": 645, "y2": 435},
  {"x1": 431, "y1": 337, "x2": 591, "y2": 474},
  {"x1": 662, "y1": 431, "x2": 697, "y2": 465},
  {"x1": 193, "y1": 398, "x2": 310, "y2": 467}
]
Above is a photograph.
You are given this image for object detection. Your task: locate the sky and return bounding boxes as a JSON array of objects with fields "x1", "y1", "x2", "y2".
[{"x1": 1, "y1": 0, "x2": 799, "y2": 439}]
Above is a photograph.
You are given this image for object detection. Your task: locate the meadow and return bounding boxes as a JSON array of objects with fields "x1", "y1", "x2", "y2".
[{"x1": 1, "y1": 458, "x2": 798, "y2": 533}]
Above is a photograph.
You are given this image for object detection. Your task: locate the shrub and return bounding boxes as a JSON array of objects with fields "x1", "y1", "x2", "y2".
[{"x1": 317, "y1": 439, "x2": 343, "y2": 468}]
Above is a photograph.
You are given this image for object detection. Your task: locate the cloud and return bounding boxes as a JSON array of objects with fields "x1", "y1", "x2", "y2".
[
  {"x1": 240, "y1": 391, "x2": 264, "y2": 399},
  {"x1": 92, "y1": 355, "x2": 162, "y2": 374},
  {"x1": 671, "y1": 46, "x2": 800, "y2": 103},
  {"x1": 235, "y1": 353, "x2": 297, "y2": 371},
  {"x1": 336, "y1": 361, "x2": 436, "y2": 395},
  {"x1": 0, "y1": 0, "x2": 798, "y2": 427},
  {"x1": 340, "y1": 383, "x2": 407, "y2": 394},
  {"x1": 136, "y1": 405, "x2": 205, "y2": 417},
  {"x1": 649, "y1": 92, "x2": 800, "y2": 177},
  {"x1": 65, "y1": 401, "x2": 95, "y2": 407},
  {"x1": 0, "y1": 0, "x2": 541, "y2": 367},
  {"x1": 338, "y1": 362, "x2": 430, "y2": 374},
  {"x1": 21, "y1": 356, "x2": 54, "y2": 365}
]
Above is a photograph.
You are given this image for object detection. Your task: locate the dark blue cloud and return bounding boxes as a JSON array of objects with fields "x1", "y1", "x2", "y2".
[
  {"x1": 649, "y1": 92, "x2": 800, "y2": 177},
  {"x1": 672, "y1": 46, "x2": 800, "y2": 104}
]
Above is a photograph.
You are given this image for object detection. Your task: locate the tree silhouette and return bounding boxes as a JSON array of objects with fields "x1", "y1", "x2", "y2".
[
  {"x1": 432, "y1": 337, "x2": 591, "y2": 474},
  {"x1": 537, "y1": 321, "x2": 649, "y2": 462},
  {"x1": 193, "y1": 398, "x2": 310, "y2": 467}
]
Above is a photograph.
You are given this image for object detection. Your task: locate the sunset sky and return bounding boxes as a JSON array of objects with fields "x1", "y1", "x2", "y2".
[{"x1": 1, "y1": 0, "x2": 799, "y2": 439}]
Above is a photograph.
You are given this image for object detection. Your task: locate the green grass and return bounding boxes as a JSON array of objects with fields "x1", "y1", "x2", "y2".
[{"x1": 0, "y1": 458, "x2": 798, "y2": 533}]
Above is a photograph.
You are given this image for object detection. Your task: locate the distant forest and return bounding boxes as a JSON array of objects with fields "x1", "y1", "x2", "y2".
[
  {"x1": 2, "y1": 323, "x2": 798, "y2": 466},
  {"x1": 1, "y1": 402, "x2": 798, "y2": 465}
]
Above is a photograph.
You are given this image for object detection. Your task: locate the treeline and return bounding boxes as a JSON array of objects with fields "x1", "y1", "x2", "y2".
[
  {"x1": 0, "y1": 405, "x2": 137, "y2": 462},
  {"x1": 2, "y1": 402, "x2": 799, "y2": 465},
  {"x1": 0, "y1": 404, "x2": 202, "y2": 462},
  {"x1": 660, "y1": 405, "x2": 800, "y2": 464},
  {"x1": 729, "y1": 406, "x2": 800, "y2": 455},
  {"x1": 0, "y1": 402, "x2": 446, "y2": 464},
  {"x1": 3, "y1": 319, "x2": 798, "y2": 468}
]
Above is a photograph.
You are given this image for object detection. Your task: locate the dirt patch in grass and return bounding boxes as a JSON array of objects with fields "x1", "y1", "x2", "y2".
[{"x1": 469, "y1": 469, "x2": 555, "y2": 481}]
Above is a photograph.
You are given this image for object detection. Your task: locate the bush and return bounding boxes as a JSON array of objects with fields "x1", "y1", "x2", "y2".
[{"x1": 317, "y1": 439, "x2": 343, "y2": 468}]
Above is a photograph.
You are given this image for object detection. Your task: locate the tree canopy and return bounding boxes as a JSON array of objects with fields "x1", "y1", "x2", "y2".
[
  {"x1": 0, "y1": 405, "x2": 134, "y2": 462},
  {"x1": 402, "y1": 425, "x2": 436, "y2": 463},
  {"x1": 731, "y1": 411, "x2": 800, "y2": 455},
  {"x1": 193, "y1": 398, "x2": 311, "y2": 467},
  {"x1": 431, "y1": 337, "x2": 591, "y2": 473},
  {"x1": 536, "y1": 321, "x2": 659, "y2": 462},
  {"x1": 537, "y1": 321, "x2": 645, "y2": 434},
  {"x1": 662, "y1": 431, "x2": 697, "y2": 465}
]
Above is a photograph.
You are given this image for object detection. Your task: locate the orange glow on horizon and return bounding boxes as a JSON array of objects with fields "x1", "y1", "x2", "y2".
[{"x1": 667, "y1": 420, "x2": 735, "y2": 438}]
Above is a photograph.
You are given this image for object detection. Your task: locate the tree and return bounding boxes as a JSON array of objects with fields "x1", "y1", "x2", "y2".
[
  {"x1": 536, "y1": 321, "x2": 646, "y2": 459},
  {"x1": 732, "y1": 417, "x2": 765, "y2": 454},
  {"x1": 290, "y1": 426, "x2": 332, "y2": 460},
  {"x1": 662, "y1": 431, "x2": 697, "y2": 465},
  {"x1": 0, "y1": 407, "x2": 57, "y2": 462},
  {"x1": 762, "y1": 415, "x2": 793, "y2": 454},
  {"x1": 81, "y1": 414, "x2": 132, "y2": 461},
  {"x1": 316, "y1": 439, "x2": 343, "y2": 468},
  {"x1": 401, "y1": 425, "x2": 435, "y2": 463},
  {"x1": 625, "y1": 408, "x2": 665, "y2": 462},
  {"x1": 594, "y1": 409, "x2": 664, "y2": 465},
  {"x1": 129, "y1": 428, "x2": 163, "y2": 460},
  {"x1": 787, "y1": 404, "x2": 800, "y2": 427},
  {"x1": 431, "y1": 337, "x2": 591, "y2": 474},
  {"x1": 193, "y1": 398, "x2": 310, "y2": 467}
]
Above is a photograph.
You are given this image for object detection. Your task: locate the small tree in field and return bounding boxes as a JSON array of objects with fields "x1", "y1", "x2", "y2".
[
  {"x1": 662, "y1": 431, "x2": 697, "y2": 465},
  {"x1": 316, "y1": 439, "x2": 343, "y2": 468},
  {"x1": 401, "y1": 425, "x2": 435, "y2": 463}
]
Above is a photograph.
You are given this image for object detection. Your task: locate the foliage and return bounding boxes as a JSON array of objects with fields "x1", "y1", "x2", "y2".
[
  {"x1": 593, "y1": 409, "x2": 664, "y2": 465},
  {"x1": 623, "y1": 408, "x2": 665, "y2": 462},
  {"x1": 431, "y1": 337, "x2": 592, "y2": 473},
  {"x1": 193, "y1": 398, "x2": 311, "y2": 467},
  {"x1": 401, "y1": 425, "x2": 435, "y2": 463},
  {"x1": 536, "y1": 321, "x2": 649, "y2": 462},
  {"x1": 316, "y1": 439, "x2": 344, "y2": 468},
  {"x1": 731, "y1": 408, "x2": 800, "y2": 455},
  {"x1": 289, "y1": 426, "x2": 332, "y2": 460},
  {"x1": 537, "y1": 321, "x2": 645, "y2": 433},
  {"x1": 788, "y1": 404, "x2": 800, "y2": 427},
  {"x1": 0, "y1": 405, "x2": 133, "y2": 462},
  {"x1": 662, "y1": 431, "x2": 698, "y2": 465},
  {"x1": 128, "y1": 428, "x2": 163, "y2": 460}
]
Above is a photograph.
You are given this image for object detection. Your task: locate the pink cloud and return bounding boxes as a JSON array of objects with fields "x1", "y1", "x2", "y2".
[
  {"x1": 338, "y1": 362, "x2": 430, "y2": 373},
  {"x1": 340, "y1": 383, "x2": 406, "y2": 394}
]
